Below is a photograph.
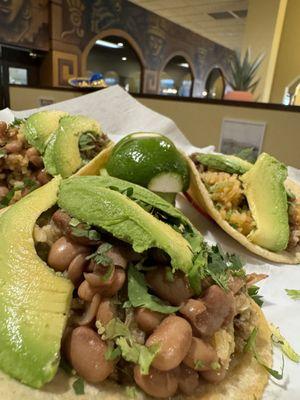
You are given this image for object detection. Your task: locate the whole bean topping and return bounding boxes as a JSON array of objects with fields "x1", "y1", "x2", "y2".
[
  {"x1": 134, "y1": 308, "x2": 165, "y2": 334},
  {"x1": 183, "y1": 337, "x2": 218, "y2": 371},
  {"x1": 96, "y1": 298, "x2": 117, "y2": 326},
  {"x1": 0, "y1": 186, "x2": 9, "y2": 199},
  {"x1": 26, "y1": 147, "x2": 43, "y2": 168},
  {"x1": 146, "y1": 268, "x2": 192, "y2": 306},
  {"x1": 178, "y1": 364, "x2": 199, "y2": 395},
  {"x1": 134, "y1": 366, "x2": 178, "y2": 398},
  {"x1": 5, "y1": 140, "x2": 23, "y2": 153},
  {"x1": 98, "y1": 268, "x2": 126, "y2": 297},
  {"x1": 74, "y1": 294, "x2": 101, "y2": 326},
  {"x1": 146, "y1": 315, "x2": 192, "y2": 371},
  {"x1": 0, "y1": 121, "x2": 7, "y2": 136},
  {"x1": 64, "y1": 326, "x2": 114, "y2": 383},
  {"x1": 67, "y1": 253, "x2": 89, "y2": 286},
  {"x1": 106, "y1": 246, "x2": 128, "y2": 269},
  {"x1": 47, "y1": 236, "x2": 89, "y2": 272},
  {"x1": 180, "y1": 298, "x2": 206, "y2": 328},
  {"x1": 194, "y1": 285, "x2": 235, "y2": 336},
  {"x1": 84, "y1": 268, "x2": 115, "y2": 288},
  {"x1": 36, "y1": 170, "x2": 52, "y2": 185},
  {"x1": 78, "y1": 280, "x2": 100, "y2": 302},
  {"x1": 200, "y1": 367, "x2": 227, "y2": 383},
  {"x1": 52, "y1": 209, "x2": 101, "y2": 246}
]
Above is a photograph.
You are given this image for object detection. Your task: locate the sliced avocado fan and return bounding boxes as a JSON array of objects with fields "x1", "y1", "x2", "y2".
[
  {"x1": 0, "y1": 176, "x2": 73, "y2": 388},
  {"x1": 21, "y1": 110, "x2": 68, "y2": 153},
  {"x1": 196, "y1": 153, "x2": 252, "y2": 174},
  {"x1": 58, "y1": 176, "x2": 196, "y2": 273},
  {"x1": 44, "y1": 115, "x2": 102, "y2": 178},
  {"x1": 241, "y1": 153, "x2": 289, "y2": 252}
]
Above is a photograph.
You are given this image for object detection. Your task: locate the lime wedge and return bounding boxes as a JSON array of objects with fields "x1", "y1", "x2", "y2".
[{"x1": 106, "y1": 133, "x2": 190, "y2": 192}]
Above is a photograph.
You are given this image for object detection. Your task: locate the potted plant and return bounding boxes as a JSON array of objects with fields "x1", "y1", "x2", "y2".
[{"x1": 224, "y1": 49, "x2": 264, "y2": 101}]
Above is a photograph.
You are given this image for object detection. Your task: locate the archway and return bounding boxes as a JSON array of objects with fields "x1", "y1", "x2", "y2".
[
  {"x1": 82, "y1": 30, "x2": 145, "y2": 94},
  {"x1": 159, "y1": 55, "x2": 194, "y2": 97},
  {"x1": 204, "y1": 67, "x2": 225, "y2": 99}
]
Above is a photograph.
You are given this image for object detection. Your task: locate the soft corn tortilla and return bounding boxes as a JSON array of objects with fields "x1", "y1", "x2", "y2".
[
  {"x1": 0, "y1": 301, "x2": 272, "y2": 400},
  {"x1": 187, "y1": 156, "x2": 300, "y2": 264}
]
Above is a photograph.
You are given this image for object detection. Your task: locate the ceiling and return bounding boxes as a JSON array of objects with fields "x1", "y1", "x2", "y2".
[{"x1": 129, "y1": 0, "x2": 248, "y2": 50}]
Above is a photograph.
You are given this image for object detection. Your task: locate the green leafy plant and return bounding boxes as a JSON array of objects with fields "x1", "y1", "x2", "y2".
[{"x1": 226, "y1": 49, "x2": 264, "y2": 92}]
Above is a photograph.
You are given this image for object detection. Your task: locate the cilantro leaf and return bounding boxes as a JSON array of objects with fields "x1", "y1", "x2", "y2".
[
  {"x1": 105, "y1": 344, "x2": 121, "y2": 361},
  {"x1": 102, "y1": 318, "x2": 131, "y2": 340},
  {"x1": 285, "y1": 289, "x2": 300, "y2": 300},
  {"x1": 0, "y1": 149, "x2": 6, "y2": 159},
  {"x1": 270, "y1": 324, "x2": 300, "y2": 363},
  {"x1": 116, "y1": 337, "x2": 160, "y2": 375},
  {"x1": 86, "y1": 243, "x2": 113, "y2": 267},
  {"x1": 72, "y1": 377, "x2": 85, "y2": 395},
  {"x1": 248, "y1": 286, "x2": 264, "y2": 307},
  {"x1": 127, "y1": 265, "x2": 179, "y2": 314},
  {"x1": 244, "y1": 327, "x2": 284, "y2": 380},
  {"x1": 125, "y1": 386, "x2": 138, "y2": 399},
  {"x1": 10, "y1": 117, "x2": 25, "y2": 127}
]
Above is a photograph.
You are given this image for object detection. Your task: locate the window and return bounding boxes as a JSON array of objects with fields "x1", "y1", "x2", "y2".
[
  {"x1": 160, "y1": 56, "x2": 193, "y2": 97},
  {"x1": 9, "y1": 67, "x2": 28, "y2": 85},
  {"x1": 86, "y1": 36, "x2": 142, "y2": 93},
  {"x1": 205, "y1": 68, "x2": 225, "y2": 99}
]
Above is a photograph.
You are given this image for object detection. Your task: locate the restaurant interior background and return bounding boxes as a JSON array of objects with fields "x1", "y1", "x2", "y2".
[{"x1": 0, "y1": 0, "x2": 299, "y2": 167}]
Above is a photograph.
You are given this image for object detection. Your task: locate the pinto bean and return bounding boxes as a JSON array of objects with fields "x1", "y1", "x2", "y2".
[
  {"x1": 67, "y1": 253, "x2": 89, "y2": 286},
  {"x1": 180, "y1": 298, "x2": 206, "y2": 328},
  {"x1": 52, "y1": 209, "x2": 100, "y2": 245},
  {"x1": 74, "y1": 294, "x2": 101, "y2": 326},
  {"x1": 146, "y1": 268, "x2": 192, "y2": 306},
  {"x1": 194, "y1": 285, "x2": 235, "y2": 336},
  {"x1": 5, "y1": 140, "x2": 23, "y2": 153},
  {"x1": 200, "y1": 367, "x2": 227, "y2": 384},
  {"x1": 106, "y1": 246, "x2": 128, "y2": 269},
  {"x1": 0, "y1": 121, "x2": 7, "y2": 137},
  {"x1": 36, "y1": 169, "x2": 52, "y2": 185},
  {"x1": 96, "y1": 298, "x2": 117, "y2": 326},
  {"x1": 78, "y1": 280, "x2": 100, "y2": 302},
  {"x1": 84, "y1": 268, "x2": 126, "y2": 297},
  {"x1": 0, "y1": 186, "x2": 9, "y2": 199},
  {"x1": 183, "y1": 337, "x2": 218, "y2": 371},
  {"x1": 84, "y1": 267, "x2": 115, "y2": 287},
  {"x1": 135, "y1": 308, "x2": 165, "y2": 334},
  {"x1": 178, "y1": 364, "x2": 199, "y2": 395},
  {"x1": 146, "y1": 315, "x2": 192, "y2": 371},
  {"x1": 47, "y1": 236, "x2": 89, "y2": 271},
  {"x1": 64, "y1": 326, "x2": 114, "y2": 383},
  {"x1": 134, "y1": 366, "x2": 178, "y2": 398}
]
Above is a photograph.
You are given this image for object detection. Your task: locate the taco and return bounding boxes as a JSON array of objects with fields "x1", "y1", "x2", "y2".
[
  {"x1": 188, "y1": 152, "x2": 300, "y2": 264},
  {"x1": 0, "y1": 111, "x2": 113, "y2": 207},
  {"x1": 0, "y1": 175, "x2": 272, "y2": 399}
]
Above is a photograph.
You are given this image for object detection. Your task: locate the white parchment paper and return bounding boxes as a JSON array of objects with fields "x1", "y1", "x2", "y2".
[{"x1": 1, "y1": 85, "x2": 299, "y2": 399}]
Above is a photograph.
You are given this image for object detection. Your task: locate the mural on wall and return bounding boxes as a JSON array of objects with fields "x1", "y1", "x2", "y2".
[
  {"x1": 0, "y1": 0, "x2": 233, "y2": 95},
  {"x1": 0, "y1": 0, "x2": 49, "y2": 50}
]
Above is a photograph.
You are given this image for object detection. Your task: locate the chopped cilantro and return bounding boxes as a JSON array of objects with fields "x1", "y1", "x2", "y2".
[
  {"x1": 127, "y1": 265, "x2": 179, "y2": 314},
  {"x1": 86, "y1": 243, "x2": 113, "y2": 267},
  {"x1": 10, "y1": 117, "x2": 25, "y2": 127},
  {"x1": 270, "y1": 324, "x2": 300, "y2": 363},
  {"x1": 244, "y1": 327, "x2": 284, "y2": 380},
  {"x1": 105, "y1": 344, "x2": 121, "y2": 361},
  {"x1": 69, "y1": 217, "x2": 80, "y2": 227},
  {"x1": 60, "y1": 358, "x2": 74, "y2": 375},
  {"x1": 79, "y1": 132, "x2": 97, "y2": 152},
  {"x1": 72, "y1": 377, "x2": 85, "y2": 395},
  {"x1": 71, "y1": 225, "x2": 101, "y2": 241},
  {"x1": 194, "y1": 359, "x2": 205, "y2": 370},
  {"x1": 125, "y1": 386, "x2": 138, "y2": 398},
  {"x1": 248, "y1": 286, "x2": 264, "y2": 307},
  {"x1": 285, "y1": 289, "x2": 300, "y2": 300},
  {"x1": 0, "y1": 149, "x2": 6, "y2": 159},
  {"x1": 211, "y1": 361, "x2": 221, "y2": 370}
]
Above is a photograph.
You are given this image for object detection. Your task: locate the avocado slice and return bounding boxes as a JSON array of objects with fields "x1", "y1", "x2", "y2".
[
  {"x1": 45, "y1": 115, "x2": 102, "y2": 178},
  {"x1": 58, "y1": 176, "x2": 194, "y2": 272},
  {"x1": 196, "y1": 153, "x2": 252, "y2": 174},
  {"x1": 43, "y1": 133, "x2": 58, "y2": 176},
  {"x1": 0, "y1": 176, "x2": 73, "y2": 388},
  {"x1": 21, "y1": 110, "x2": 68, "y2": 153},
  {"x1": 241, "y1": 153, "x2": 289, "y2": 252}
]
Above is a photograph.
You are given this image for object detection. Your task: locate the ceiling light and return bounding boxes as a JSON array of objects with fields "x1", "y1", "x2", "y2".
[
  {"x1": 95, "y1": 39, "x2": 124, "y2": 49},
  {"x1": 178, "y1": 63, "x2": 189, "y2": 68},
  {"x1": 122, "y1": 57, "x2": 127, "y2": 61}
]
